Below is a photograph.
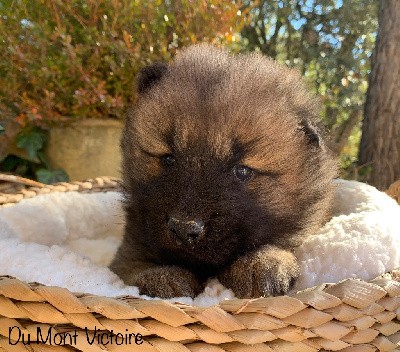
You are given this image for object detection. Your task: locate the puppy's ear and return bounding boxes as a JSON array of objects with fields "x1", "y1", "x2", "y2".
[
  {"x1": 137, "y1": 62, "x2": 168, "y2": 95},
  {"x1": 298, "y1": 119, "x2": 322, "y2": 147}
]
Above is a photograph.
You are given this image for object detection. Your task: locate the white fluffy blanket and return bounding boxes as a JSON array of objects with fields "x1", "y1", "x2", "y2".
[{"x1": 0, "y1": 179, "x2": 399, "y2": 306}]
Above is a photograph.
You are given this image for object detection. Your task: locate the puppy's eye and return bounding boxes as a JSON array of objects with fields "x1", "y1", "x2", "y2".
[
  {"x1": 233, "y1": 165, "x2": 254, "y2": 181},
  {"x1": 161, "y1": 154, "x2": 175, "y2": 167}
]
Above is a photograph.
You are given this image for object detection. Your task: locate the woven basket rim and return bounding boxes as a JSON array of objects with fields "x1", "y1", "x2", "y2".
[
  {"x1": 1, "y1": 175, "x2": 400, "y2": 351},
  {"x1": 1, "y1": 269, "x2": 399, "y2": 305},
  {"x1": 0, "y1": 175, "x2": 121, "y2": 207},
  {"x1": 0, "y1": 272, "x2": 399, "y2": 351},
  {"x1": 1, "y1": 175, "x2": 399, "y2": 207}
]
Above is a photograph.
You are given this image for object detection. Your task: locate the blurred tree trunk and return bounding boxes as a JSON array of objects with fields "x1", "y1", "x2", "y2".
[{"x1": 358, "y1": 0, "x2": 400, "y2": 190}]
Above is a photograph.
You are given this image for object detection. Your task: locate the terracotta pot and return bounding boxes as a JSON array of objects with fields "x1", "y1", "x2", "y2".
[{"x1": 46, "y1": 119, "x2": 123, "y2": 181}]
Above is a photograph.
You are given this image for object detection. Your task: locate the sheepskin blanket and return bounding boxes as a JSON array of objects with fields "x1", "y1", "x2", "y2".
[{"x1": 0, "y1": 179, "x2": 399, "y2": 306}]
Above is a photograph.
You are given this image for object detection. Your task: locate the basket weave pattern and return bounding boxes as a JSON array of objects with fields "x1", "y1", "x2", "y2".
[
  {"x1": 0, "y1": 176, "x2": 399, "y2": 351},
  {"x1": 0, "y1": 176, "x2": 120, "y2": 207}
]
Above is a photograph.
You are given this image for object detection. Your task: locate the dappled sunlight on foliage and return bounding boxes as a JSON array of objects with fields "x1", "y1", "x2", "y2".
[
  {"x1": 0, "y1": 0, "x2": 243, "y2": 126},
  {"x1": 0, "y1": 1, "x2": 381, "y2": 182},
  {"x1": 0, "y1": 0, "x2": 243, "y2": 182},
  {"x1": 238, "y1": 0, "x2": 378, "y2": 176}
]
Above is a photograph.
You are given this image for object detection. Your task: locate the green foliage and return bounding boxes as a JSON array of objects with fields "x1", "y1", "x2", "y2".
[
  {"x1": 0, "y1": 0, "x2": 242, "y2": 125},
  {"x1": 0, "y1": 0, "x2": 242, "y2": 182},
  {"x1": 2, "y1": 155, "x2": 70, "y2": 184},
  {"x1": 0, "y1": 126, "x2": 69, "y2": 184},
  {"x1": 0, "y1": 0, "x2": 378, "y2": 182},
  {"x1": 239, "y1": 0, "x2": 378, "y2": 177},
  {"x1": 1, "y1": 155, "x2": 32, "y2": 176},
  {"x1": 35, "y1": 168, "x2": 69, "y2": 184},
  {"x1": 15, "y1": 127, "x2": 47, "y2": 161}
]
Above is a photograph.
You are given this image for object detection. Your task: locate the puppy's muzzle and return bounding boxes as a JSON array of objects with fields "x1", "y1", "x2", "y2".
[{"x1": 168, "y1": 216, "x2": 205, "y2": 245}]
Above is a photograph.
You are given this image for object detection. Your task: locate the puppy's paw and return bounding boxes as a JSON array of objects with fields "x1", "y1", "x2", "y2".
[
  {"x1": 130, "y1": 266, "x2": 202, "y2": 298},
  {"x1": 218, "y1": 247, "x2": 299, "y2": 298}
]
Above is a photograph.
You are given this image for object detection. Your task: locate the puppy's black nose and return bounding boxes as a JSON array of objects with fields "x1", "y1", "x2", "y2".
[{"x1": 168, "y1": 217, "x2": 205, "y2": 244}]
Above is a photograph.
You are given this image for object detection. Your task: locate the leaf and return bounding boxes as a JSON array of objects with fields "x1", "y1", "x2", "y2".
[
  {"x1": 0, "y1": 155, "x2": 30, "y2": 177},
  {"x1": 35, "y1": 168, "x2": 69, "y2": 184},
  {"x1": 1, "y1": 155, "x2": 25, "y2": 172},
  {"x1": 37, "y1": 150, "x2": 50, "y2": 169},
  {"x1": 0, "y1": 123, "x2": 5, "y2": 136},
  {"x1": 16, "y1": 127, "x2": 48, "y2": 161}
]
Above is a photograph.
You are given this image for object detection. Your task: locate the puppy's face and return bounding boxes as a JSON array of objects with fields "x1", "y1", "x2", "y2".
[{"x1": 122, "y1": 45, "x2": 336, "y2": 274}]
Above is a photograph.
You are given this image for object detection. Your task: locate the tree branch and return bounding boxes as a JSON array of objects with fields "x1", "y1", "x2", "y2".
[{"x1": 332, "y1": 109, "x2": 362, "y2": 154}]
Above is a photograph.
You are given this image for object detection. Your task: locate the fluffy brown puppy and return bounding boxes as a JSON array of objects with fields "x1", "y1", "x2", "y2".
[{"x1": 110, "y1": 44, "x2": 337, "y2": 299}]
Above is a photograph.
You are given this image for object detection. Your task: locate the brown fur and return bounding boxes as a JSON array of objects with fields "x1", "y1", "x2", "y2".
[{"x1": 110, "y1": 44, "x2": 337, "y2": 298}]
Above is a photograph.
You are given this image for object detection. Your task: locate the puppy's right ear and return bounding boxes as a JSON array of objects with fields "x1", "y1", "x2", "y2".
[
  {"x1": 137, "y1": 62, "x2": 168, "y2": 95},
  {"x1": 298, "y1": 119, "x2": 323, "y2": 148}
]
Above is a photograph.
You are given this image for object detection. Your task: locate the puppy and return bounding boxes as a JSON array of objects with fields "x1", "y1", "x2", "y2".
[{"x1": 110, "y1": 44, "x2": 337, "y2": 298}]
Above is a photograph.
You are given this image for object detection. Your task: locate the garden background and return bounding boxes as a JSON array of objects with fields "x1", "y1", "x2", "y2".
[{"x1": 0, "y1": 0, "x2": 398, "y2": 190}]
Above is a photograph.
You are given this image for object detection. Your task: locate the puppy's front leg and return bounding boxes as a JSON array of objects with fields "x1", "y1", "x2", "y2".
[
  {"x1": 218, "y1": 245, "x2": 299, "y2": 298},
  {"x1": 110, "y1": 248, "x2": 202, "y2": 298}
]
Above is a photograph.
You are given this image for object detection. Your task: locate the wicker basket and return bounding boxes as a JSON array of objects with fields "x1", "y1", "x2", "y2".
[{"x1": 0, "y1": 176, "x2": 399, "y2": 352}]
